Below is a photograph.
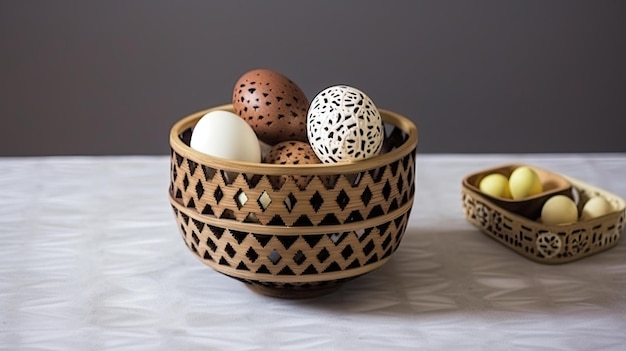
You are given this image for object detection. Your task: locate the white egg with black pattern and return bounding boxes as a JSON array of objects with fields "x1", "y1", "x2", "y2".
[{"x1": 306, "y1": 85, "x2": 385, "y2": 163}]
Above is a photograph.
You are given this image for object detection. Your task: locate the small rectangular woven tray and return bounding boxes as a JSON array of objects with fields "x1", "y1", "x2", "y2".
[{"x1": 462, "y1": 166, "x2": 626, "y2": 264}]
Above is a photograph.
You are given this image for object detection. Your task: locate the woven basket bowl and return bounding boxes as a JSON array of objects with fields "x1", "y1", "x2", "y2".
[
  {"x1": 168, "y1": 104, "x2": 418, "y2": 298},
  {"x1": 462, "y1": 164, "x2": 626, "y2": 264}
]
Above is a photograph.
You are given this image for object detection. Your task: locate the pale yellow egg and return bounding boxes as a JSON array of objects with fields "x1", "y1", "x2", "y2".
[
  {"x1": 541, "y1": 195, "x2": 578, "y2": 225},
  {"x1": 479, "y1": 173, "x2": 511, "y2": 198},
  {"x1": 581, "y1": 196, "x2": 613, "y2": 220},
  {"x1": 508, "y1": 166, "x2": 543, "y2": 199}
]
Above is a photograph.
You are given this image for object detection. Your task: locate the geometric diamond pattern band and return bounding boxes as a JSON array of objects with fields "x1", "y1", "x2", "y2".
[
  {"x1": 170, "y1": 130, "x2": 416, "y2": 228},
  {"x1": 170, "y1": 194, "x2": 412, "y2": 284}
]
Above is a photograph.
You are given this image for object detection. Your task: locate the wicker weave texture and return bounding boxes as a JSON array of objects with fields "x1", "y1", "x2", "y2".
[
  {"x1": 170, "y1": 196, "x2": 411, "y2": 284},
  {"x1": 170, "y1": 148, "x2": 415, "y2": 227}
]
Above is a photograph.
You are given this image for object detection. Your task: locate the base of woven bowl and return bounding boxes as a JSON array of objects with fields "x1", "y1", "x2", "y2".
[
  {"x1": 221, "y1": 270, "x2": 359, "y2": 298},
  {"x1": 244, "y1": 281, "x2": 342, "y2": 299}
]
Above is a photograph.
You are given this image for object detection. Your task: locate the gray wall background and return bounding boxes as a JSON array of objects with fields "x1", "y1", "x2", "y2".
[{"x1": 1, "y1": 0, "x2": 625, "y2": 156}]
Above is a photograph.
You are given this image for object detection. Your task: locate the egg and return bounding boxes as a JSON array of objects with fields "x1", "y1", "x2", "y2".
[
  {"x1": 190, "y1": 110, "x2": 261, "y2": 163},
  {"x1": 508, "y1": 166, "x2": 543, "y2": 199},
  {"x1": 479, "y1": 173, "x2": 511, "y2": 199},
  {"x1": 580, "y1": 196, "x2": 613, "y2": 220},
  {"x1": 263, "y1": 140, "x2": 321, "y2": 190},
  {"x1": 541, "y1": 195, "x2": 578, "y2": 225},
  {"x1": 307, "y1": 85, "x2": 385, "y2": 163},
  {"x1": 232, "y1": 69, "x2": 309, "y2": 145}
]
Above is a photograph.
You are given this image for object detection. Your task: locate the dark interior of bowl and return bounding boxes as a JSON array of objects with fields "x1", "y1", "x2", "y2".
[{"x1": 464, "y1": 164, "x2": 574, "y2": 220}]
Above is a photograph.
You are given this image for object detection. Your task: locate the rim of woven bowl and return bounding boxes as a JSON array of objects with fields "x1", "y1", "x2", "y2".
[{"x1": 170, "y1": 104, "x2": 418, "y2": 176}]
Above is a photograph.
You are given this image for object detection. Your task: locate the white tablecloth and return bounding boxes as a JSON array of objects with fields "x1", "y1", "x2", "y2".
[{"x1": 2, "y1": 154, "x2": 626, "y2": 350}]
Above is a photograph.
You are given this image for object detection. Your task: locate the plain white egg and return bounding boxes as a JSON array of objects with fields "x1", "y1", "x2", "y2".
[{"x1": 190, "y1": 110, "x2": 261, "y2": 163}]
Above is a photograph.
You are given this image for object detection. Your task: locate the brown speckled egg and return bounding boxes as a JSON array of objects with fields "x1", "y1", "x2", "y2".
[
  {"x1": 264, "y1": 141, "x2": 321, "y2": 190},
  {"x1": 233, "y1": 69, "x2": 309, "y2": 145}
]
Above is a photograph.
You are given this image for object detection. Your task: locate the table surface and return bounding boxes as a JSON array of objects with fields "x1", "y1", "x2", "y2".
[{"x1": 2, "y1": 154, "x2": 626, "y2": 350}]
